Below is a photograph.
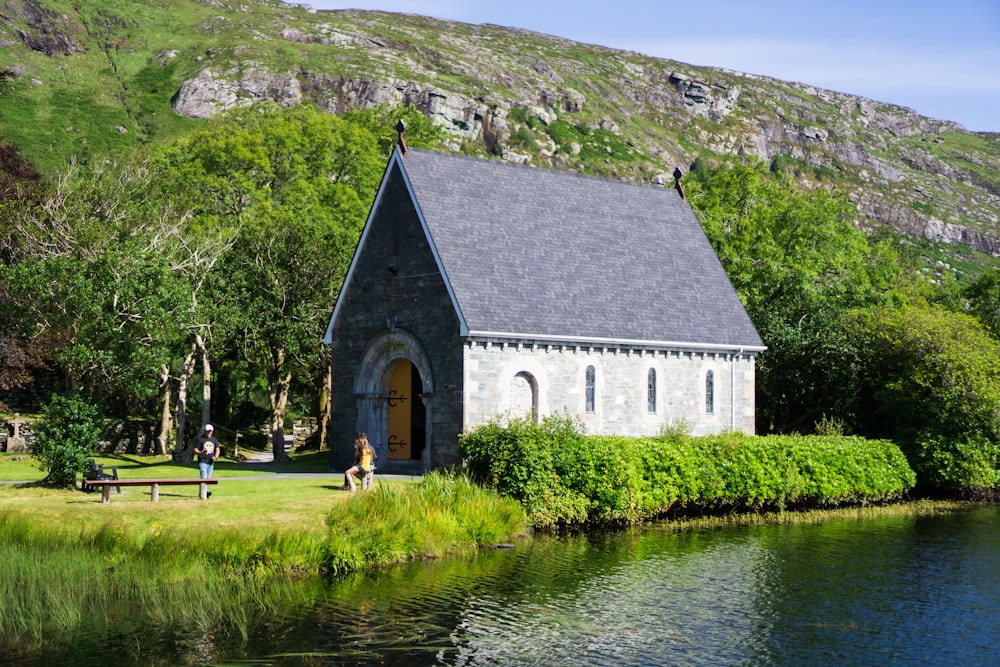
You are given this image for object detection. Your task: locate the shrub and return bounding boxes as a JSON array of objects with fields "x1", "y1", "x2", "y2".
[
  {"x1": 913, "y1": 432, "x2": 1000, "y2": 493},
  {"x1": 814, "y1": 414, "x2": 847, "y2": 436},
  {"x1": 460, "y1": 415, "x2": 590, "y2": 529},
  {"x1": 30, "y1": 394, "x2": 103, "y2": 488},
  {"x1": 461, "y1": 419, "x2": 916, "y2": 529}
]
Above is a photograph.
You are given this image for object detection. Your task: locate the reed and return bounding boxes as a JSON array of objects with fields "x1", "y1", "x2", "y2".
[
  {"x1": 0, "y1": 471, "x2": 527, "y2": 646},
  {"x1": 321, "y1": 471, "x2": 528, "y2": 575},
  {"x1": 0, "y1": 509, "x2": 306, "y2": 644}
]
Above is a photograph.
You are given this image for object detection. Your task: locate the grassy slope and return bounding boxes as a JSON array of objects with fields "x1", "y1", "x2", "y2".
[{"x1": 0, "y1": 0, "x2": 997, "y2": 279}]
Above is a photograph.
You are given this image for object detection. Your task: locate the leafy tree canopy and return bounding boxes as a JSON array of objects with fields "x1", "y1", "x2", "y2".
[
  {"x1": 847, "y1": 299, "x2": 1000, "y2": 490},
  {"x1": 686, "y1": 159, "x2": 903, "y2": 434}
]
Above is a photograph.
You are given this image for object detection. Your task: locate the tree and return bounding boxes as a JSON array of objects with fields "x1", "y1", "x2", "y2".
[
  {"x1": 1, "y1": 154, "x2": 232, "y2": 450},
  {"x1": 152, "y1": 105, "x2": 386, "y2": 460},
  {"x1": 847, "y1": 299, "x2": 1000, "y2": 491},
  {"x1": 341, "y1": 103, "x2": 447, "y2": 157},
  {"x1": 0, "y1": 328, "x2": 47, "y2": 412},
  {"x1": 965, "y1": 268, "x2": 1000, "y2": 339},
  {"x1": 0, "y1": 73, "x2": 47, "y2": 409},
  {"x1": 2, "y1": 196, "x2": 192, "y2": 415},
  {"x1": 31, "y1": 394, "x2": 103, "y2": 488},
  {"x1": 685, "y1": 159, "x2": 902, "y2": 433}
]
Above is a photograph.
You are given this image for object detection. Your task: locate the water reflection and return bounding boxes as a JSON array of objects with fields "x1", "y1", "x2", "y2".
[
  {"x1": 6, "y1": 506, "x2": 1000, "y2": 665},
  {"x1": 748, "y1": 508, "x2": 1000, "y2": 666}
]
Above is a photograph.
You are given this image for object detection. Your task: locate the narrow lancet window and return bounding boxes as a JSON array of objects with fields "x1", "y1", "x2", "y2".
[
  {"x1": 647, "y1": 368, "x2": 657, "y2": 413},
  {"x1": 706, "y1": 370, "x2": 715, "y2": 414},
  {"x1": 585, "y1": 365, "x2": 596, "y2": 413}
]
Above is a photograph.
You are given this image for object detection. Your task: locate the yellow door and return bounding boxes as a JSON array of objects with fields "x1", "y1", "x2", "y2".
[{"x1": 387, "y1": 361, "x2": 412, "y2": 460}]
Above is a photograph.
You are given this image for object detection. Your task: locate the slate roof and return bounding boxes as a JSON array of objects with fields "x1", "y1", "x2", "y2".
[{"x1": 331, "y1": 147, "x2": 763, "y2": 351}]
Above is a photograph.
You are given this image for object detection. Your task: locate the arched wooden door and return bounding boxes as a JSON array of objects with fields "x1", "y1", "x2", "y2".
[{"x1": 386, "y1": 359, "x2": 426, "y2": 461}]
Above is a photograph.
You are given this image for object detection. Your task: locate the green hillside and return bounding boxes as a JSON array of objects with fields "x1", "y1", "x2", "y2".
[{"x1": 1, "y1": 0, "x2": 998, "y2": 277}]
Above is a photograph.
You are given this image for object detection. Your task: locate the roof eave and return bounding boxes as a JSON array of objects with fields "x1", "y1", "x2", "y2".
[{"x1": 466, "y1": 330, "x2": 766, "y2": 354}]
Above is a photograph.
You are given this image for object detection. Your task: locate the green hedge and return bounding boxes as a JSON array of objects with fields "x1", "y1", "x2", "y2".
[{"x1": 460, "y1": 417, "x2": 916, "y2": 529}]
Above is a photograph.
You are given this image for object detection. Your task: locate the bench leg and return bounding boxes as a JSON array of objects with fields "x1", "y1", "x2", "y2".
[
  {"x1": 101, "y1": 485, "x2": 111, "y2": 503},
  {"x1": 362, "y1": 471, "x2": 374, "y2": 490},
  {"x1": 151, "y1": 483, "x2": 159, "y2": 502},
  {"x1": 199, "y1": 483, "x2": 208, "y2": 500}
]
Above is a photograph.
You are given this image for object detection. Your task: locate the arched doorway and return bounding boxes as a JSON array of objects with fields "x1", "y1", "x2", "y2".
[
  {"x1": 387, "y1": 359, "x2": 427, "y2": 462},
  {"x1": 353, "y1": 330, "x2": 434, "y2": 472}
]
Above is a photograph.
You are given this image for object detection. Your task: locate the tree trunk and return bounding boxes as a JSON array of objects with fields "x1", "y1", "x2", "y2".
[
  {"x1": 316, "y1": 349, "x2": 332, "y2": 451},
  {"x1": 156, "y1": 364, "x2": 173, "y2": 456},
  {"x1": 268, "y1": 346, "x2": 292, "y2": 463},
  {"x1": 199, "y1": 333, "x2": 211, "y2": 431},
  {"x1": 173, "y1": 339, "x2": 198, "y2": 461}
]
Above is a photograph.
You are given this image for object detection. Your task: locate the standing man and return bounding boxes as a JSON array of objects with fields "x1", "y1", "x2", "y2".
[{"x1": 194, "y1": 424, "x2": 220, "y2": 485}]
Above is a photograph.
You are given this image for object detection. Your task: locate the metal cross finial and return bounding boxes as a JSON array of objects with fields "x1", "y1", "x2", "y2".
[
  {"x1": 673, "y1": 167, "x2": 686, "y2": 199},
  {"x1": 396, "y1": 119, "x2": 408, "y2": 156}
]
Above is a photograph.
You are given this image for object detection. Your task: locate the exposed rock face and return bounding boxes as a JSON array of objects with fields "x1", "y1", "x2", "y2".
[
  {"x1": 4, "y1": 0, "x2": 82, "y2": 55},
  {"x1": 166, "y1": 35, "x2": 999, "y2": 255},
  {"x1": 668, "y1": 73, "x2": 740, "y2": 120},
  {"x1": 172, "y1": 65, "x2": 303, "y2": 118},
  {"x1": 300, "y1": 74, "x2": 497, "y2": 142}
]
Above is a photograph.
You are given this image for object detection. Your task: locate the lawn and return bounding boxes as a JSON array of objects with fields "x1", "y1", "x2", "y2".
[
  {"x1": 0, "y1": 448, "x2": 338, "y2": 481},
  {"x1": 0, "y1": 450, "x2": 373, "y2": 538}
]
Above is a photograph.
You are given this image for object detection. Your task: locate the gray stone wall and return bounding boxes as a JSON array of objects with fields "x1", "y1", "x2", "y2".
[
  {"x1": 328, "y1": 164, "x2": 465, "y2": 469},
  {"x1": 464, "y1": 338, "x2": 756, "y2": 436},
  {"x1": 1, "y1": 417, "x2": 157, "y2": 454}
]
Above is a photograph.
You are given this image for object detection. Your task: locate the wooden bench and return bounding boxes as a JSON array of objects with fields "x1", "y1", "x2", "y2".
[{"x1": 84, "y1": 478, "x2": 218, "y2": 503}]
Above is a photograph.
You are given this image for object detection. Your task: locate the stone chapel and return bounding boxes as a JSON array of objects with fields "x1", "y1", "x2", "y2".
[{"x1": 323, "y1": 147, "x2": 764, "y2": 473}]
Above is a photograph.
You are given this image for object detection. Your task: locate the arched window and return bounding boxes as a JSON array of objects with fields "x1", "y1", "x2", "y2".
[
  {"x1": 647, "y1": 368, "x2": 656, "y2": 413},
  {"x1": 585, "y1": 365, "x2": 596, "y2": 413},
  {"x1": 511, "y1": 371, "x2": 538, "y2": 422},
  {"x1": 705, "y1": 370, "x2": 715, "y2": 414}
]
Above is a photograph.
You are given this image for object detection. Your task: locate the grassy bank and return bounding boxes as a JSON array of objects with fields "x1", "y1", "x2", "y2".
[
  {"x1": 0, "y1": 446, "x2": 981, "y2": 654},
  {"x1": 0, "y1": 453, "x2": 528, "y2": 645}
]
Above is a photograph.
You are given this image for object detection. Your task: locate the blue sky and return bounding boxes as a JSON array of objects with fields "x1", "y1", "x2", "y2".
[{"x1": 286, "y1": 0, "x2": 999, "y2": 132}]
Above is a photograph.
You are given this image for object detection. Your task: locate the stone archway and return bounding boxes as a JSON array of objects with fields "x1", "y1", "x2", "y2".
[{"x1": 353, "y1": 330, "x2": 434, "y2": 472}]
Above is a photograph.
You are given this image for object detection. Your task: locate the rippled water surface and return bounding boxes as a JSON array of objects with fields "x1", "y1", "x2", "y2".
[{"x1": 12, "y1": 505, "x2": 1000, "y2": 665}]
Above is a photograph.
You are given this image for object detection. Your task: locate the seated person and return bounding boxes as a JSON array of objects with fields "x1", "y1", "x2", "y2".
[{"x1": 342, "y1": 432, "x2": 375, "y2": 491}]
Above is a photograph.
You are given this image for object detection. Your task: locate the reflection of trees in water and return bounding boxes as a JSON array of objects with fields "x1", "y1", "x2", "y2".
[
  {"x1": 25, "y1": 513, "x2": 996, "y2": 665},
  {"x1": 0, "y1": 525, "x2": 741, "y2": 665},
  {"x1": 286, "y1": 530, "x2": 727, "y2": 664}
]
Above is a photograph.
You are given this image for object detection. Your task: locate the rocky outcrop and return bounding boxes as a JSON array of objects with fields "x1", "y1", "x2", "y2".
[
  {"x1": 4, "y1": 0, "x2": 83, "y2": 55},
  {"x1": 172, "y1": 65, "x2": 302, "y2": 118},
  {"x1": 668, "y1": 72, "x2": 740, "y2": 120}
]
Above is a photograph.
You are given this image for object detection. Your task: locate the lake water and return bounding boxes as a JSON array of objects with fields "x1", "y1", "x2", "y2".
[{"x1": 10, "y1": 504, "x2": 1000, "y2": 665}]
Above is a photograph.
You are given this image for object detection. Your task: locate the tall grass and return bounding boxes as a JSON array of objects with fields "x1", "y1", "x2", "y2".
[
  {"x1": 0, "y1": 510, "x2": 316, "y2": 646},
  {"x1": 321, "y1": 471, "x2": 528, "y2": 575},
  {"x1": 0, "y1": 472, "x2": 527, "y2": 647}
]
